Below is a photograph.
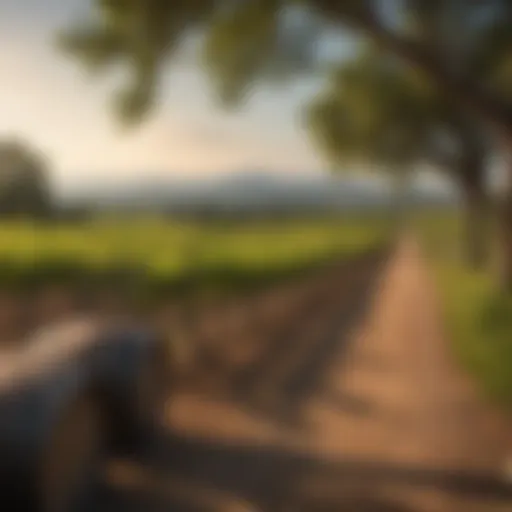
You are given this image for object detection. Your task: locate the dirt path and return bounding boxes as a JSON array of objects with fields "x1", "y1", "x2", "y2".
[
  {"x1": 289, "y1": 234, "x2": 512, "y2": 511},
  {"x1": 102, "y1": 237, "x2": 512, "y2": 512}
]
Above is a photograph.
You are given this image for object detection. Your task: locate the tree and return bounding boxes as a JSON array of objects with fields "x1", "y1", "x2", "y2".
[
  {"x1": 0, "y1": 140, "x2": 53, "y2": 218},
  {"x1": 401, "y1": 0, "x2": 510, "y2": 276},
  {"x1": 306, "y1": 0, "x2": 506, "y2": 271},
  {"x1": 307, "y1": 45, "x2": 491, "y2": 268}
]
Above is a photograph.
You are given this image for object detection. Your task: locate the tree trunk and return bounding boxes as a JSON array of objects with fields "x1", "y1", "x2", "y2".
[
  {"x1": 460, "y1": 174, "x2": 488, "y2": 270},
  {"x1": 496, "y1": 181, "x2": 512, "y2": 293},
  {"x1": 393, "y1": 173, "x2": 411, "y2": 230}
]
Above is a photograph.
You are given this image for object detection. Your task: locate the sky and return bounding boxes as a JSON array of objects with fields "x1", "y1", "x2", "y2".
[{"x1": 0, "y1": 0, "x2": 352, "y2": 193}]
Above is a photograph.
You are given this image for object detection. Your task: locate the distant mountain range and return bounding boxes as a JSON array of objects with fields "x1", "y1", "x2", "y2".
[{"x1": 62, "y1": 170, "x2": 457, "y2": 213}]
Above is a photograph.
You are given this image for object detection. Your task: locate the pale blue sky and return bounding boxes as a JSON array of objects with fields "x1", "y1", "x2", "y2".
[{"x1": 0, "y1": 0, "x2": 354, "y2": 192}]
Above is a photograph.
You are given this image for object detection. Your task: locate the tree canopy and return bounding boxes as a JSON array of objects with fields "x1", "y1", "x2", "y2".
[
  {"x1": 307, "y1": 45, "x2": 435, "y2": 176},
  {"x1": 306, "y1": 1, "x2": 499, "y2": 185},
  {"x1": 0, "y1": 140, "x2": 53, "y2": 218},
  {"x1": 58, "y1": 0, "x2": 512, "y2": 144}
]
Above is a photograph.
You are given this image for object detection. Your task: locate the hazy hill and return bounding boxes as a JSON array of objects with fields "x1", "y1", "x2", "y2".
[{"x1": 62, "y1": 170, "x2": 456, "y2": 214}]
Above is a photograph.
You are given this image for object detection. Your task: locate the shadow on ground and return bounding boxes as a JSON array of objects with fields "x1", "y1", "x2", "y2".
[{"x1": 97, "y1": 432, "x2": 512, "y2": 512}]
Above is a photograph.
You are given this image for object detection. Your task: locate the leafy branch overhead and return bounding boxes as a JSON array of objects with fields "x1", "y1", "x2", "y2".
[
  {"x1": 59, "y1": 0, "x2": 320, "y2": 122},
  {"x1": 59, "y1": 0, "x2": 512, "y2": 142}
]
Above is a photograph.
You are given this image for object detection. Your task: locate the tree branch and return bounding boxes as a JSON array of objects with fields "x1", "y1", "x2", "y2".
[{"x1": 312, "y1": 0, "x2": 512, "y2": 146}]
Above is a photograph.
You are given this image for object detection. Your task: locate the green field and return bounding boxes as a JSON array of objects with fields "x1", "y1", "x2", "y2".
[
  {"x1": 0, "y1": 216, "x2": 393, "y2": 300},
  {"x1": 414, "y1": 210, "x2": 512, "y2": 410}
]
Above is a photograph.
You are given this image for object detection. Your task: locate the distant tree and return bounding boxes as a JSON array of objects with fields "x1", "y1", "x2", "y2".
[{"x1": 0, "y1": 140, "x2": 53, "y2": 218}]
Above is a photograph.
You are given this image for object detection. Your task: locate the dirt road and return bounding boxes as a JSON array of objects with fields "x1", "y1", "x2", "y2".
[{"x1": 100, "y1": 237, "x2": 512, "y2": 512}]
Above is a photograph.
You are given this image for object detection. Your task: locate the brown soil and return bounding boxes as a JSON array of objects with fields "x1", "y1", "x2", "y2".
[{"x1": 97, "y1": 238, "x2": 511, "y2": 511}]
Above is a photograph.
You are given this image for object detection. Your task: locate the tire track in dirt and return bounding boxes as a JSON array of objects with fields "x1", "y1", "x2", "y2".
[{"x1": 215, "y1": 248, "x2": 390, "y2": 424}]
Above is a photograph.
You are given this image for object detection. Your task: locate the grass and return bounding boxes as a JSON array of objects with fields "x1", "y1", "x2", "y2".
[
  {"x1": 436, "y1": 261, "x2": 512, "y2": 410},
  {"x1": 0, "y1": 215, "x2": 393, "y2": 301},
  {"x1": 414, "y1": 209, "x2": 512, "y2": 411}
]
